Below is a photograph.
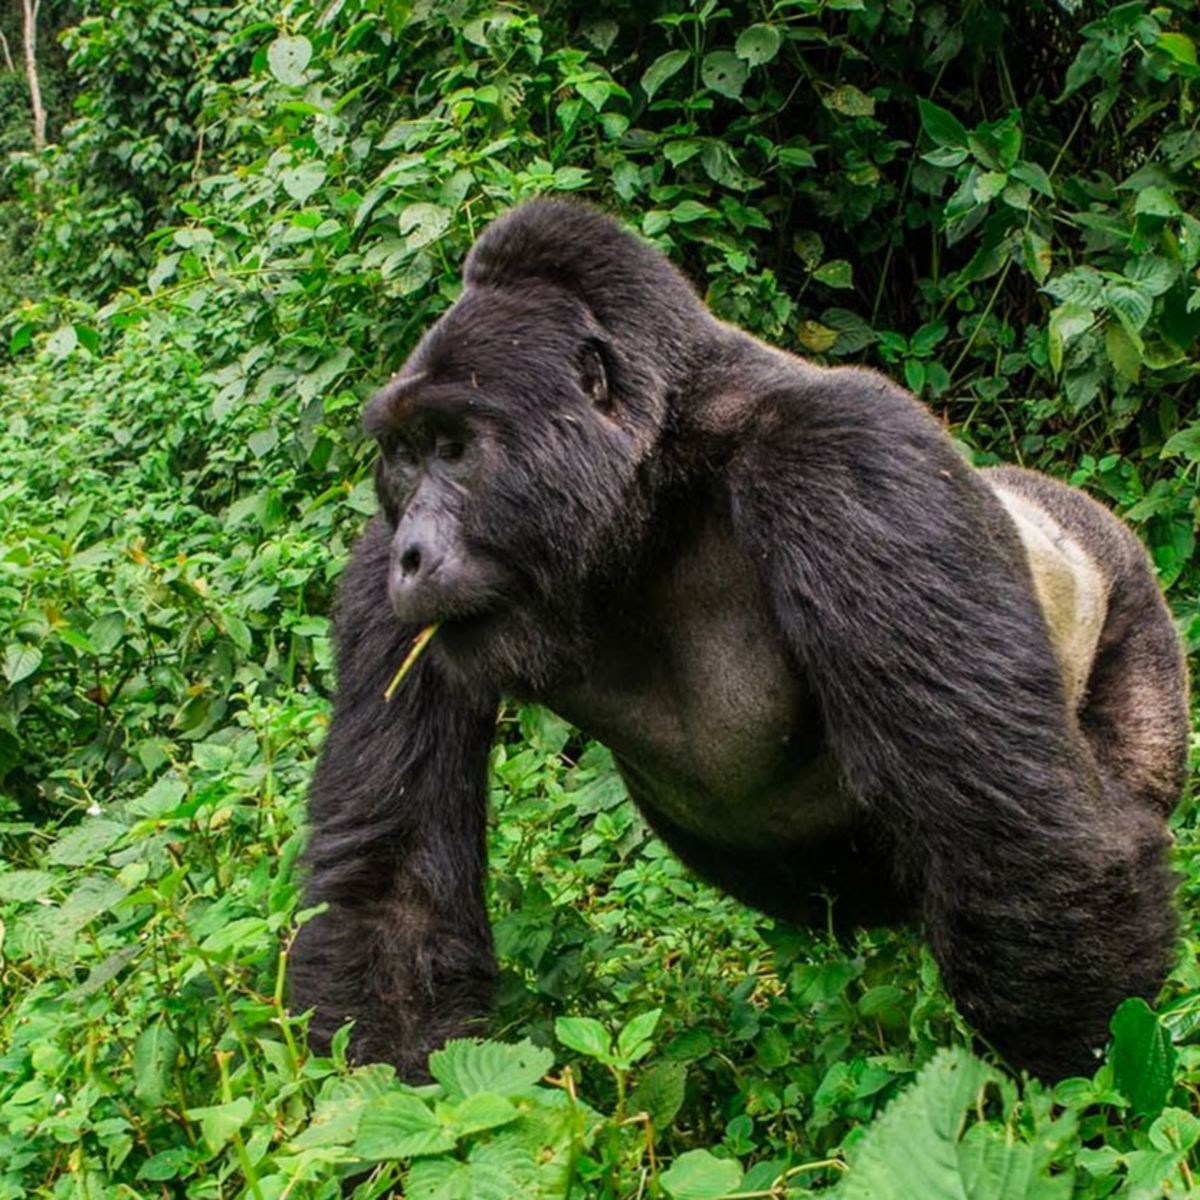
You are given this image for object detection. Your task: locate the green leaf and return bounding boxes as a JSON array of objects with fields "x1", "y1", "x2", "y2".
[
  {"x1": 972, "y1": 171, "x2": 1008, "y2": 203},
  {"x1": 3, "y1": 642, "x2": 41, "y2": 683},
  {"x1": 1134, "y1": 187, "x2": 1181, "y2": 218},
  {"x1": 660, "y1": 1149, "x2": 743, "y2": 1199},
  {"x1": 400, "y1": 202, "x2": 451, "y2": 250},
  {"x1": 186, "y1": 1097, "x2": 254, "y2": 1153},
  {"x1": 1047, "y1": 303, "x2": 1094, "y2": 375},
  {"x1": 631, "y1": 1061, "x2": 687, "y2": 1129},
  {"x1": 957, "y1": 1123, "x2": 1073, "y2": 1199},
  {"x1": 133, "y1": 1022, "x2": 180, "y2": 1106},
  {"x1": 353, "y1": 1092, "x2": 456, "y2": 1160},
  {"x1": 280, "y1": 161, "x2": 327, "y2": 203},
  {"x1": 1105, "y1": 283, "x2": 1153, "y2": 336},
  {"x1": 813, "y1": 260, "x2": 854, "y2": 289},
  {"x1": 555, "y1": 1016, "x2": 611, "y2": 1061},
  {"x1": 826, "y1": 84, "x2": 875, "y2": 117},
  {"x1": 1156, "y1": 32, "x2": 1197, "y2": 67},
  {"x1": 0, "y1": 869, "x2": 55, "y2": 903},
  {"x1": 428, "y1": 1038, "x2": 553, "y2": 1098},
  {"x1": 735, "y1": 24, "x2": 782, "y2": 67},
  {"x1": 442, "y1": 1092, "x2": 519, "y2": 1138},
  {"x1": 1161, "y1": 424, "x2": 1200, "y2": 463},
  {"x1": 1105, "y1": 319, "x2": 1142, "y2": 381},
  {"x1": 1021, "y1": 231, "x2": 1052, "y2": 284},
  {"x1": 617, "y1": 1008, "x2": 662, "y2": 1063},
  {"x1": 918, "y1": 98, "x2": 969, "y2": 148},
  {"x1": 641, "y1": 50, "x2": 689, "y2": 101},
  {"x1": 1125, "y1": 255, "x2": 1177, "y2": 297},
  {"x1": 670, "y1": 200, "x2": 715, "y2": 224},
  {"x1": 1010, "y1": 160, "x2": 1054, "y2": 198},
  {"x1": 836, "y1": 1048, "x2": 997, "y2": 1199},
  {"x1": 48, "y1": 819, "x2": 127, "y2": 866},
  {"x1": 1110, "y1": 998, "x2": 1178, "y2": 1118},
  {"x1": 267, "y1": 35, "x2": 312, "y2": 86},
  {"x1": 701, "y1": 52, "x2": 748, "y2": 100}
]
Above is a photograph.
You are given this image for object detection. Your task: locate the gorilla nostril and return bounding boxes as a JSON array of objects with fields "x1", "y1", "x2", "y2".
[{"x1": 400, "y1": 547, "x2": 422, "y2": 577}]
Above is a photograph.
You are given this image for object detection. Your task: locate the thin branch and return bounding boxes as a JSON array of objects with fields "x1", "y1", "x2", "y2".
[
  {"x1": 21, "y1": 0, "x2": 47, "y2": 151},
  {"x1": 0, "y1": 29, "x2": 16, "y2": 72}
]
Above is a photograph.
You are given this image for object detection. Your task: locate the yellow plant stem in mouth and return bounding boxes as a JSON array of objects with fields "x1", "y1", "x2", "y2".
[{"x1": 383, "y1": 623, "x2": 440, "y2": 701}]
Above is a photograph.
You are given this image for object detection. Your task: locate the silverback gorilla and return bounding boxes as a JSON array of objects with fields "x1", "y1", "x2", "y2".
[{"x1": 291, "y1": 199, "x2": 1190, "y2": 1082}]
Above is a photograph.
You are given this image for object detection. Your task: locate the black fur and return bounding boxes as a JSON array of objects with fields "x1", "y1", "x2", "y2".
[{"x1": 292, "y1": 199, "x2": 1189, "y2": 1081}]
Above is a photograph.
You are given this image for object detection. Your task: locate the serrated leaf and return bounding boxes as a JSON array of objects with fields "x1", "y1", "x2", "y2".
[
  {"x1": 268, "y1": 35, "x2": 312, "y2": 85},
  {"x1": 353, "y1": 1092, "x2": 456, "y2": 1160},
  {"x1": 701, "y1": 52, "x2": 747, "y2": 100},
  {"x1": 429, "y1": 1038, "x2": 553, "y2": 1098},
  {"x1": 641, "y1": 49, "x2": 689, "y2": 101},
  {"x1": 631, "y1": 1061, "x2": 687, "y2": 1128},
  {"x1": 735, "y1": 24, "x2": 781, "y2": 67},
  {"x1": 0, "y1": 869, "x2": 56, "y2": 903},
  {"x1": 48, "y1": 818, "x2": 127, "y2": 866},
  {"x1": 835, "y1": 1048, "x2": 996, "y2": 1199},
  {"x1": 918, "y1": 98, "x2": 969, "y2": 148},
  {"x1": 133, "y1": 1022, "x2": 180, "y2": 1106},
  {"x1": 1110, "y1": 998, "x2": 1177, "y2": 1119},
  {"x1": 280, "y1": 161, "x2": 326, "y2": 203},
  {"x1": 555, "y1": 1016, "x2": 611, "y2": 1061},
  {"x1": 957, "y1": 1122, "x2": 1072, "y2": 1199},
  {"x1": 660, "y1": 1149, "x2": 743, "y2": 1199},
  {"x1": 442, "y1": 1092, "x2": 519, "y2": 1138},
  {"x1": 1125, "y1": 255, "x2": 1177, "y2": 297},
  {"x1": 1043, "y1": 266, "x2": 1104, "y2": 308},
  {"x1": 3, "y1": 642, "x2": 41, "y2": 683}
]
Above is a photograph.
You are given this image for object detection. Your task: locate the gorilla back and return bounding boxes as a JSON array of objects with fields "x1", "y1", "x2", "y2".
[{"x1": 292, "y1": 198, "x2": 1189, "y2": 1083}]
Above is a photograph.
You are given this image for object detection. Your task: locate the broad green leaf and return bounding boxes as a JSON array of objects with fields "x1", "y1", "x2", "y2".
[
  {"x1": 186, "y1": 1097, "x2": 254, "y2": 1153},
  {"x1": 133, "y1": 1022, "x2": 180, "y2": 1106},
  {"x1": 353, "y1": 1092, "x2": 456, "y2": 1160},
  {"x1": 641, "y1": 50, "x2": 688, "y2": 101},
  {"x1": 3, "y1": 642, "x2": 41, "y2": 683},
  {"x1": 48, "y1": 818, "x2": 127, "y2": 866},
  {"x1": 735, "y1": 24, "x2": 782, "y2": 67},
  {"x1": 1134, "y1": 187, "x2": 1181, "y2": 218},
  {"x1": 1105, "y1": 283, "x2": 1153, "y2": 336},
  {"x1": 441, "y1": 1092, "x2": 519, "y2": 1138},
  {"x1": 973, "y1": 171, "x2": 1007, "y2": 203},
  {"x1": 400, "y1": 202, "x2": 451, "y2": 250},
  {"x1": 555, "y1": 1016, "x2": 611, "y2": 1061},
  {"x1": 280, "y1": 161, "x2": 326, "y2": 203},
  {"x1": 428, "y1": 1038, "x2": 553, "y2": 1098},
  {"x1": 835, "y1": 1048, "x2": 996, "y2": 1199},
  {"x1": 670, "y1": 200, "x2": 715, "y2": 224},
  {"x1": 631, "y1": 1061, "x2": 687, "y2": 1128},
  {"x1": 1022, "y1": 230, "x2": 1052, "y2": 284},
  {"x1": 1125, "y1": 255, "x2": 1176, "y2": 297},
  {"x1": 826, "y1": 84, "x2": 875, "y2": 116},
  {"x1": 1010, "y1": 160, "x2": 1054, "y2": 198},
  {"x1": 918, "y1": 98, "x2": 969, "y2": 148},
  {"x1": 0, "y1": 869, "x2": 55, "y2": 903},
  {"x1": 1110, "y1": 998, "x2": 1177, "y2": 1119},
  {"x1": 1156, "y1": 32, "x2": 1197, "y2": 66},
  {"x1": 617, "y1": 1008, "x2": 662, "y2": 1062},
  {"x1": 1043, "y1": 266, "x2": 1104, "y2": 308},
  {"x1": 956, "y1": 1122, "x2": 1072, "y2": 1199},
  {"x1": 813, "y1": 260, "x2": 854, "y2": 289},
  {"x1": 1162, "y1": 424, "x2": 1200, "y2": 462},
  {"x1": 1106, "y1": 319, "x2": 1142, "y2": 381},
  {"x1": 1047, "y1": 303, "x2": 1094, "y2": 375},
  {"x1": 45, "y1": 325, "x2": 78, "y2": 358},
  {"x1": 268, "y1": 35, "x2": 312, "y2": 85},
  {"x1": 701, "y1": 52, "x2": 747, "y2": 100},
  {"x1": 660, "y1": 1149, "x2": 743, "y2": 1199}
]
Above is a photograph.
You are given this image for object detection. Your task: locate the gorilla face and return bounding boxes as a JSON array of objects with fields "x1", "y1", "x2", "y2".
[{"x1": 363, "y1": 283, "x2": 654, "y2": 689}]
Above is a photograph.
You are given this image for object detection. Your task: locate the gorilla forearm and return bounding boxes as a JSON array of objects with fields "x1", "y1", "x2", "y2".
[{"x1": 292, "y1": 518, "x2": 498, "y2": 1074}]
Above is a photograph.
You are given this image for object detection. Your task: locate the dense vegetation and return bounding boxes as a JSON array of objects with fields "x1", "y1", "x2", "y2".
[{"x1": 0, "y1": 1, "x2": 1197, "y2": 1195}]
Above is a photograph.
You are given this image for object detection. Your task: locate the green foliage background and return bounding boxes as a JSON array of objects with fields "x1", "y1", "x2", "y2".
[{"x1": 0, "y1": 0, "x2": 1197, "y2": 1196}]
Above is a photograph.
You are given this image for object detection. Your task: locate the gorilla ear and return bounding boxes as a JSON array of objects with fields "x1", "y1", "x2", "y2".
[{"x1": 578, "y1": 340, "x2": 612, "y2": 413}]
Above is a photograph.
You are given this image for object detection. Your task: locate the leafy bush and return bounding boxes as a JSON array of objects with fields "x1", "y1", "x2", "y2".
[{"x1": 0, "y1": 0, "x2": 1197, "y2": 1196}]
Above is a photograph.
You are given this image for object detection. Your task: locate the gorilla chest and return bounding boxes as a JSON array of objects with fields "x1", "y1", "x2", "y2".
[{"x1": 546, "y1": 520, "x2": 854, "y2": 847}]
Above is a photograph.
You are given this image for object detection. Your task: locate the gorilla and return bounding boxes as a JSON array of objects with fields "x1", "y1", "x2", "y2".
[{"x1": 290, "y1": 198, "x2": 1190, "y2": 1082}]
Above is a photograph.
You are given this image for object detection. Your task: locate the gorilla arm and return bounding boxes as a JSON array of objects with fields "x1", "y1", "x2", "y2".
[
  {"x1": 727, "y1": 361, "x2": 1175, "y2": 1080},
  {"x1": 290, "y1": 516, "x2": 499, "y2": 1078}
]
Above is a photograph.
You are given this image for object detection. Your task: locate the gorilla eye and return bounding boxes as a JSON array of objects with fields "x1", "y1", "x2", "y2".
[
  {"x1": 436, "y1": 437, "x2": 466, "y2": 463},
  {"x1": 578, "y1": 341, "x2": 612, "y2": 413}
]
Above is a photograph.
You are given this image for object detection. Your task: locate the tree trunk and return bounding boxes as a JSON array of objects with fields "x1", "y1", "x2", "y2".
[
  {"x1": 21, "y1": 0, "x2": 46, "y2": 151},
  {"x1": 0, "y1": 29, "x2": 16, "y2": 74}
]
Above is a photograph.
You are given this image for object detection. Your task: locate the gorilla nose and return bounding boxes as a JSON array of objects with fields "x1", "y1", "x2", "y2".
[{"x1": 399, "y1": 544, "x2": 425, "y2": 578}]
